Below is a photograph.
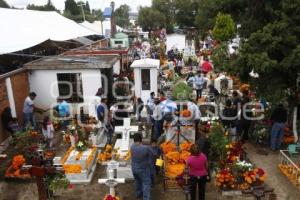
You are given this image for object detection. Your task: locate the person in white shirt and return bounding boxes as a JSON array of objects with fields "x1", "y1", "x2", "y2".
[
  {"x1": 23, "y1": 92, "x2": 45, "y2": 130},
  {"x1": 188, "y1": 72, "x2": 207, "y2": 101},
  {"x1": 188, "y1": 101, "x2": 202, "y2": 141}
]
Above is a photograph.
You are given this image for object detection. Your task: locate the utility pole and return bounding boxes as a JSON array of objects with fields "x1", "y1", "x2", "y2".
[{"x1": 79, "y1": 3, "x2": 86, "y2": 21}]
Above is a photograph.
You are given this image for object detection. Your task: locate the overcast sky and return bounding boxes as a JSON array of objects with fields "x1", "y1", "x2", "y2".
[{"x1": 5, "y1": 0, "x2": 152, "y2": 12}]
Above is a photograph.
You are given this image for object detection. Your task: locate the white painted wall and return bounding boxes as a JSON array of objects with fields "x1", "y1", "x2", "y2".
[
  {"x1": 133, "y1": 68, "x2": 158, "y2": 104},
  {"x1": 28, "y1": 69, "x2": 102, "y2": 117},
  {"x1": 5, "y1": 77, "x2": 17, "y2": 117},
  {"x1": 113, "y1": 60, "x2": 121, "y2": 75}
]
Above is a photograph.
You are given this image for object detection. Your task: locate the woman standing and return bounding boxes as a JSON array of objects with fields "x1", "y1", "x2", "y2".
[{"x1": 187, "y1": 144, "x2": 208, "y2": 200}]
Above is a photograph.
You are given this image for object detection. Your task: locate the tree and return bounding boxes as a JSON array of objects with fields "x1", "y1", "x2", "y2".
[
  {"x1": 138, "y1": 6, "x2": 166, "y2": 32},
  {"x1": 152, "y1": 0, "x2": 174, "y2": 33},
  {"x1": 174, "y1": 0, "x2": 198, "y2": 28},
  {"x1": 64, "y1": 0, "x2": 80, "y2": 15},
  {"x1": 212, "y1": 13, "x2": 235, "y2": 42},
  {"x1": 114, "y1": 4, "x2": 130, "y2": 28},
  {"x1": 92, "y1": 9, "x2": 104, "y2": 21},
  {"x1": 225, "y1": 0, "x2": 300, "y2": 142},
  {"x1": 27, "y1": 0, "x2": 57, "y2": 11},
  {"x1": 85, "y1": 1, "x2": 91, "y2": 14},
  {"x1": 0, "y1": 0, "x2": 9, "y2": 8}
]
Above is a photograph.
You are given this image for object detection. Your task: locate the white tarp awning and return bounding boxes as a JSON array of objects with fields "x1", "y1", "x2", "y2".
[
  {"x1": 80, "y1": 20, "x2": 123, "y2": 38},
  {"x1": 0, "y1": 8, "x2": 99, "y2": 54}
]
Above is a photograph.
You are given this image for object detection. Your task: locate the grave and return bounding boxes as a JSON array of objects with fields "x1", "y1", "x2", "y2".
[
  {"x1": 130, "y1": 58, "x2": 160, "y2": 104},
  {"x1": 111, "y1": 118, "x2": 138, "y2": 179},
  {"x1": 214, "y1": 75, "x2": 233, "y2": 95},
  {"x1": 98, "y1": 160, "x2": 125, "y2": 198},
  {"x1": 114, "y1": 118, "x2": 138, "y2": 156},
  {"x1": 55, "y1": 147, "x2": 98, "y2": 184}
]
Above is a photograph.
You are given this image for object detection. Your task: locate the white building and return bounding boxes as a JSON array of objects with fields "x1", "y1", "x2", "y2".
[{"x1": 24, "y1": 55, "x2": 120, "y2": 118}]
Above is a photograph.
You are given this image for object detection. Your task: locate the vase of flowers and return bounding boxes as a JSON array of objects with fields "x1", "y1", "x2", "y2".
[
  {"x1": 90, "y1": 132, "x2": 97, "y2": 147},
  {"x1": 69, "y1": 126, "x2": 77, "y2": 147}
]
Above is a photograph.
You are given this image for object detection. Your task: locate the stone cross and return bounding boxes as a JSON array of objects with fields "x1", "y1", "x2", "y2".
[
  {"x1": 114, "y1": 118, "x2": 138, "y2": 152},
  {"x1": 98, "y1": 161, "x2": 125, "y2": 197}
]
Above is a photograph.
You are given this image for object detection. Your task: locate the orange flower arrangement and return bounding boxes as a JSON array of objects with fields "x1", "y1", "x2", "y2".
[
  {"x1": 180, "y1": 109, "x2": 191, "y2": 118},
  {"x1": 243, "y1": 168, "x2": 266, "y2": 185},
  {"x1": 166, "y1": 163, "x2": 185, "y2": 178},
  {"x1": 30, "y1": 130, "x2": 38, "y2": 137},
  {"x1": 76, "y1": 151, "x2": 83, "y2": 161},
  {"x1": 98, "y1": 144, "x2": 113, "y2": 162},
  {"x1": 12, "y1": 155, "x2": 25, "y2": 170},
  {"x1": 123, "y1": 151, "x2": 131, "y2": 161},
  {"x1": 5, "y1": 155, "x2": 31, "y2": 179},
  {"x1": 179, "y1": 151, "x2": 191, "y2": 162},
  {"x1": 215, "y1": 169, "x2": 236, "y2": 190},
  {"x1": 63, "y1": 164, "x2": 82, "y2": 174},
  {"x1": 160, "y1": 142, "x2": 176, "y2": 154},
  {"x1": 180, "y1": 142, "x2": 192, "y2": 152},
  {"x1": 61, "y1": 147, "x2": 74, "y2": 164},
  {"x1": 239, "y1": 84, "x2": 250, "y2": 93},
  {"x1": 166, "y1": 151, "x2": 181, "y2": 164},
  {"x1": 86, "y1": 147, "x2": 97, "y2": 169}
]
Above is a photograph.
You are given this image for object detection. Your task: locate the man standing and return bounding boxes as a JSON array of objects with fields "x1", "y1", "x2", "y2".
[
  {"x1": 188, "y1": 72, "x2": 207, "y2": 101},
  {"x1": 23, "y1": 92, "x2": 38, "y2": 130},
  {"x1": 131, "y1": 133, "x2": 152, "y2": 200},
  {"x1": 270, "y1": 104, "x2": 287, "y2": 151},
  {"x1": 57, "y1": 97, "x2": 70, "y2": 130},
  {"x1": 188, "y1": 100, "x2": 201, "y2": 141}
]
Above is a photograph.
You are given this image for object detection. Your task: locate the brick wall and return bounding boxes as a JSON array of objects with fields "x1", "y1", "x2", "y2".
[
  {"x1": 10, "y1": 71, "x2": 29, "y2": 126},
  {"x1": 0, "y1": 70, "x2": 29, "y2": 144},
  {"x1": 0, "y1": 79, "x2": 10, "y2": 143}
]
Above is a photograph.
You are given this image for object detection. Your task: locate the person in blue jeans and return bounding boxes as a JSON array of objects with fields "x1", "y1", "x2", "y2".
[
  {"x1": 270, "y1": 104, "x2": 287, "y2": 150},
  {"x1": 149, "y1": 138, "x2": 162, "y2": 185},
  {"x1": 131, "y1": 133, "x2": 152, "y2": 200}
]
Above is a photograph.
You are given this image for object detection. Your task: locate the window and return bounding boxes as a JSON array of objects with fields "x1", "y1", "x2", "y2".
[
  {"x1": 114, "y1": 40, "x2": 123, "y2": 45},
  {"x1": 141, "y1": 69, "x2": 150, "y2": 90},
  {"x1": 57, "y1": 73, "x2": 83, "y2": 103}
]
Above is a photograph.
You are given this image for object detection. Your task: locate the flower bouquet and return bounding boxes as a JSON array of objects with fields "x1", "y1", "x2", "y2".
[
  {"x1": 75, "y1": 141, "x2": 88, "y2": 152},
  {"x1": 5, "y1": 155, "x2": 31, "y2": 179}
]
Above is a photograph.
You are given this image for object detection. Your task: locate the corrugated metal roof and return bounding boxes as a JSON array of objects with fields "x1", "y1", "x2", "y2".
[{"x1": 24, "y1": 54, "x2": 119, "y2": 70}]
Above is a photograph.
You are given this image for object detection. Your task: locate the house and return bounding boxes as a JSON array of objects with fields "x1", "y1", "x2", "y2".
[
  {"x1": 110, "y1": 32, "x2": 130, "y2": 49},
  {"x1": 24, "y1": 54, "x2": 120, "y2": 118}
]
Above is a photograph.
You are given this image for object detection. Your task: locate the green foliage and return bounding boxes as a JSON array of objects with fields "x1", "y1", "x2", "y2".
[
  {"x1": 211, "y1": 42, "x2": 231, "y2": 72},
  {"x1": 27, "y1": 0, "x2": 57, "y2": 11},
  {"x1": 173, "y1": 0, "x2": 198, "y2": 28},
  {"x1": 64, "y1": 0, "x2": 80, "y2": 15},
  {"x1": 0, "y1": 0, "x2": 9, "y2": 8},
  {"x1": 91, "y1": 9, "x2": 104, "y2": 21},
  {"x1": 208, "y1": 123, "x2": 229, "y2": 168},
  {"x1": 212, "y1": 13, "x2": 235, "y2": 42},
  {"x1": 47, "y1": 173, "x2": 70, "y2": 192},
  {"x1": 172, "y1": 81, "x2": 193, "y2": 101},
  {"x1": 114, "y1": 4, "x2": 130, "y2": 28},
  {"x1": 138, "y1": 6, "x2": 166, "y2": 32}
]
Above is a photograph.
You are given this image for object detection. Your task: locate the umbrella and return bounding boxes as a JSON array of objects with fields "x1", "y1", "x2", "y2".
[{"x1": 201, "y1": 61, "x2": 213, "y2": 73}]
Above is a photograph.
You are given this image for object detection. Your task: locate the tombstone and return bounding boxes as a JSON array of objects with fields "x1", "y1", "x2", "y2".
[
  {"x1": 98, "y1": 163, "x2": 125, "y2": 197},
  {"x1": 130, "y1": 58, "x2": 160, "y2": 104},
  {"x1": 114, "y1": 118, "x2": 138, "y2": 156},
  {"x1": 57, "y1": 147, "x2": 98, "y2": 184},
  {"x1": 214, "y1": 75, "x2": 233, "y2": 94}
]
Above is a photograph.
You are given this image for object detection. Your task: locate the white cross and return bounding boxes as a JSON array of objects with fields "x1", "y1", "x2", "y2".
[
  {"x1": 98, "y1": 161, "x2": 125, "y2": 197},
  {"x1": 114, "y1": 118, "x2": 138, "y2": 152}
]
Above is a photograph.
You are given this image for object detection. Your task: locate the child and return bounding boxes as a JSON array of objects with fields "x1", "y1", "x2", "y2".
[
  {"x1": 8, "y1": 118, "x2": 20, "y2": 137},
  {"x1": 42, "y1": 116, "x2": 54, "y2": 148},
  {"x1": 149, "y1": 138, "x2": 162, "y2": 185}
]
